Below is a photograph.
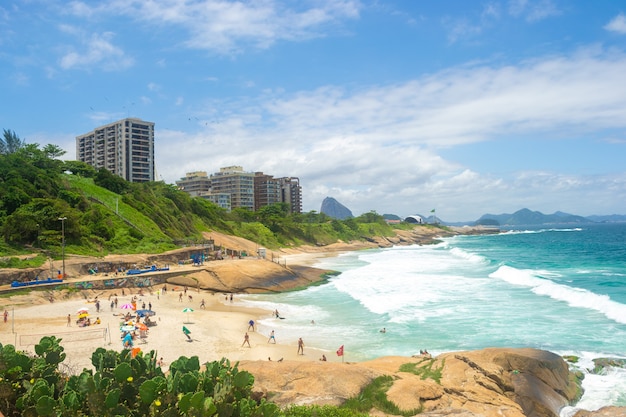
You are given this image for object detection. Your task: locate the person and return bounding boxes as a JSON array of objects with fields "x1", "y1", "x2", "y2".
[
  {"x1": 148, "y1": 301, "x2": 152, "y2": 310},
  {"x1": 95, "y1": 300, "x2": 100, "y2": 313},
  {"x1": 95, "y1": 317, "x2": 101, "y2": 325},
  {"x1": 3, "y1": 310, "x2": 7, "y2": 323},
  {"x1": 268, "y1": 330, "x2": 276, "y2": 344},
  {"x1": 297, "y1": 337, "x2": 304, "y2": 355},
  {"x1": 157, "y1": 357, "x2": 164, "y2": 367},
  {"x1": 229, "y1": 293, "x2": 233, "y2": 302},
  {"x1": 380, "y1": 327, "x2": 386, "y2": 333},
  {"x1": 110, "y1": 300, "x2": 114, "y2": 311},
  {"x1": 179, "y1": 293, "x2": 183, "y2": 302},
  {"x1": 320, "y1": 354, "x2": 327, "y2": 361},
  {"x1": 67, "y1": 314, "x2": 71, "y2": 326},
  {"x1": 200, "y1": 299, "x2": 206, "y2": 309},
  {"x1": 248, "y1": 319, "x2": 255, "y2": 331},
  {"x1": 242, "y1": 332, "x2": 251, "y2": 347}
]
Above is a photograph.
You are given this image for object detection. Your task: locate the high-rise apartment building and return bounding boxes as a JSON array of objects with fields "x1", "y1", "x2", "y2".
[
  {"x1": 254, "y1": 172, "x2": 281, "y2": 209},
  {"x1": 210, "y1": 166, "x2": 254, "y2": 211},
  {"x1": 76, "y1": 118, "x2": 155, "y2": 182},
  {"x1": 279, "y1": 177, "x2": 302, "y2": 214},
  {"x1": 176, "y1": 171, "x2": 211, "y2": 197},
  {"x1": 254, "y1": 173, "x2": 303, "y2": 214}
]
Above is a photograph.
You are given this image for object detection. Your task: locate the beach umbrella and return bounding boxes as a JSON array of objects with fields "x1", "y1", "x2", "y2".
[
  {"x1": 120, "y1": 303, "x2": 135, "y2": 310},
  {"x1": 120, "y1": 325, "x2": 135, "y2": 332},
  {"x1": 135, "y1": 322, "x2": 148, "y2": 331},
  {"x1": 136, "y1": 309, "x2": 155, "y2": 317},
  {"x1": 182, "y1": 307, "x2": 194, "y2": 323},
  {"x1": 78, "y1": 313, "x2": 89, "y2": 319},
  {"x1": 122, "y1": 332, "x2": 133, "y2": 348},
  {"x1": 76, "y1": 307, "x2": 89, "y2": 314}
]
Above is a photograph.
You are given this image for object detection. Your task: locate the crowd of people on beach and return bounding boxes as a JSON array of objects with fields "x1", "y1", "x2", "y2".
[{"x1": 44, "y1": 282, "x2": 414, "y2": 366}]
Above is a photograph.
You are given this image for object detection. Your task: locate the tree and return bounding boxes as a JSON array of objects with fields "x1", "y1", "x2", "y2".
[{"x1": 1, "y1": 129, "x2": 25, "y2": 154}]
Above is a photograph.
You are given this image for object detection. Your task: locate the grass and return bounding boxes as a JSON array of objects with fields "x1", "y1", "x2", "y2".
[
  {"x1": 342, "y1": 375, "x2": 422, "y2": 416},
  {"x1": 0, "y1": 254, "x2": 48, "y2": 269},
  {"x1": 399, "y1": 358, "x2": 445, "y2": 384}
]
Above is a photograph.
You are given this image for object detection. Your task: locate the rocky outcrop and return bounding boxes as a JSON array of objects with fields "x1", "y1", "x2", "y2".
[
  {"x1": 573, "y1": 407, "x2": 626, "y2": 417},
  {"x1": 241, "y1": 348, "x2": 585, "y2": 417}
]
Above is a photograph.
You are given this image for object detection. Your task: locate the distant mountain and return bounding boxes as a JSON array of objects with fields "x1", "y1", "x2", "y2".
[
  {"x1": 585, "y1": 214, "x2": 626, "y2": 223},
  {"x1": 320, "y1": 197, "x2": 353, "y2": 220},
  {"x1": 478, "y1": 208, "x2": 590, "y2": 226}
]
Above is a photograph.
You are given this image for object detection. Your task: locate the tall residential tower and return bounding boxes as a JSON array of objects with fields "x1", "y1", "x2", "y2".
[{"x1": 76, "y1": 118, "x2": 155, "y2": 182}]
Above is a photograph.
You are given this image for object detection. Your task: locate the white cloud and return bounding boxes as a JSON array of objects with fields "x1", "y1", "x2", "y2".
[
  {"x1": 154, "y1": 47, "x2": 626, "y2": 219},
  {"x1": 59, "y1": 32, "x2": 133, "y2": 71},
  {"x1": 605, "y1": 13, "x2": 626, "y2": 34},
  {"x1": 65, "y1": 0, "x2": 361, "y2": 54}
]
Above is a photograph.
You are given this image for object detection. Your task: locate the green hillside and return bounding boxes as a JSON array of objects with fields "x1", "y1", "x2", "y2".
[{"x1": 0, "y1": 134, "x2": 416, "y2": 269}]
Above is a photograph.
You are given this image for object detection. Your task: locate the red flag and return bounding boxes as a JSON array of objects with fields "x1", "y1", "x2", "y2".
[{"x1": 336, "y1": 345, "x2": 344, "y2": 356}]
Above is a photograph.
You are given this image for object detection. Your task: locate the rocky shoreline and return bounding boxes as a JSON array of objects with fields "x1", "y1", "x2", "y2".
[{"x1": 1, "y1": 226, "x2": 624, "y2": 416}]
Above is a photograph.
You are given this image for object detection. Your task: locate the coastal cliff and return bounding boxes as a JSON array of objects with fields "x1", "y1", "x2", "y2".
[{"x1": 241, "y1": 348, "x2": 584, "y2": 417}]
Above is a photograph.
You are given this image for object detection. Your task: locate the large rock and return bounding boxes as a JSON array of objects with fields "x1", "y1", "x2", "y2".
[
  {"x1": 573, "y1": 407, "x2": 626, "y2": 417},
  {"x1": 241, "y1": 348, "x2": 584, "y2": 417}
]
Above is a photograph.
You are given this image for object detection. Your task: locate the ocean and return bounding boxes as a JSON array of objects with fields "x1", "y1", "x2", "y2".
[{"x1": 239, "y1": 223, "x2": 626, "y2": 415}]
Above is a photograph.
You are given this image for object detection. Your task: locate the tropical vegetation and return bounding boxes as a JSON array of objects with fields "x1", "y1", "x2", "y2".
[{"x1": 0, "y1": 129, "x2": 419, "y2": 266}]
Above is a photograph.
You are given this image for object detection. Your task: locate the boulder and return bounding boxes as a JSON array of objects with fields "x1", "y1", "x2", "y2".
[{"x1": 241, "y1": 348, "x2": 584, "y2": 417}]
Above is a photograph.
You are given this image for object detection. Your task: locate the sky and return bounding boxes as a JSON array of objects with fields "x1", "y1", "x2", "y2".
[{"x1": 2, "y1": 0, "x2": 626, "y2": 222}]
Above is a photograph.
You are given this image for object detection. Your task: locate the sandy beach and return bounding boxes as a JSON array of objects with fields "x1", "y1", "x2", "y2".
[
  {"x1": 0, "y1": 226, "x2": 467, "y2": 374},
  {"x1": 0, "y1": 257, "x2": 333, "y2": 374}
]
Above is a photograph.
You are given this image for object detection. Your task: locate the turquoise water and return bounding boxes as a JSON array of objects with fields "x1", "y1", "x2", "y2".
[{"x1": 240, "y1": 223, "x2": 626, "y2": 413}]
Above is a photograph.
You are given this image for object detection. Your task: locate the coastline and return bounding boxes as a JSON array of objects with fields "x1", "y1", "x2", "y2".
[
  {"x1": 1, "y1": 227, "x2": 626, "y2": 416},
  {"x1": 0, "y1": 225, "x2": 499, "y2": 372}
]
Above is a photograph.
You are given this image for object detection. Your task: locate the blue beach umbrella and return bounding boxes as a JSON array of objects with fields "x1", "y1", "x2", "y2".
[{"x1": 136, "y1": 309, "x2": 155, "y2": 317}]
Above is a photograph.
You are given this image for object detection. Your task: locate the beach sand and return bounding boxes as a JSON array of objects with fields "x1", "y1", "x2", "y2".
[{"x1": 0, "y1": 259, "x2": 331, "y2": 374}]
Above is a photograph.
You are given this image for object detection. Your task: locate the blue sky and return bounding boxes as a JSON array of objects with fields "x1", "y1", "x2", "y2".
[{"x1": 2, "y1": 0, "x2": 626, "y2": 221}]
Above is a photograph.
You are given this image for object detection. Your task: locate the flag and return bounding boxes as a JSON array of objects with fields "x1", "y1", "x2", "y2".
[{"x1": 336, "y1": 345, "x2": 344, "y2": 356}]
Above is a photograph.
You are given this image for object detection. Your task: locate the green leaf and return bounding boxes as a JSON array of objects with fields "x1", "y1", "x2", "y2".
[
  {"x1": 105, "y1": 387, "x2": 121, "y2": 409},
  {"x1": 190, "y1": 391, "x2": 205, "y2": 410},
  {"x1": 233, "y1": 370, "x2": 252, "y2": 389},
  {"x1": 139, "y1": 379, "x2": 158, "y2": 404},
  {"x1": 178, "y1": 392, "x2": 193, "y2": 413},
  {"x1": 114, "y1": 362, "x2": 133, "y2": 383},
  {"x1": 35, "y1": 395, "x2": 57, "y2": 416}
]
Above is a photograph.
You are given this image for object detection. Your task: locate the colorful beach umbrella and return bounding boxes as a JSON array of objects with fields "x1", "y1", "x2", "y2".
[
  {"x1": 120, "y1": 303, "x2": 135, "y2": 310},
  {"x1": 182, "y1": 307, "x2": 194, "y2": 323},
  {"x1": 136, "y1": 309, "x2": 155, "y2": 317},
  {"x1": 135, "y1": 323, "x2": 148, "y2": 331},
  {"x1": 76, "y1": 307, "x2": 89, "y2": 314},
  {"x1": 120, "y1": 325, "x2": 135, "y2": 332},
  {"x1": 78, "y1": 313, "x2": 89, "y2": 319}
]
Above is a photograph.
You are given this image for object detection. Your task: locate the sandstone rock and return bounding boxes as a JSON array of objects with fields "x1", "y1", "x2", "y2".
[
  {"x1": 241, "y1": 348, "x2": 583, "y2": 417},
  {"x1": 573, "y1": 406, "x2": 626, "y2": 417}
]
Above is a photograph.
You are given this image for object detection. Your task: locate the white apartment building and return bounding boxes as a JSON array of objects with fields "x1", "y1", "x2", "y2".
[{"x1": 210, "y1": 166, "x2": 254, "y2": 211}]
